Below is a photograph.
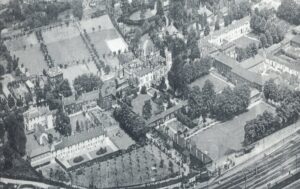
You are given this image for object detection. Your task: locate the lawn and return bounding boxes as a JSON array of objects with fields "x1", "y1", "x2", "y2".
[
  {"x1": 47, "y1": 36, "x2": 91, "y2": 65},
  {"x1": 191, "y1": 101, "x2": 275, "y2": 162},
  {"x1": 11, "y1": 47, "x2": 48, "y2": 75},
  {"x1": 42, "y1": 24, "x2": 80, "y2": 44},
  {"x1": 88, "y1": 29, "x2": 127, "y2": 55},
  {"x1": 70, "y1": 145, "x2": 180, "y2": 188},
  {"x1": 189, "y1": 73, "x2": 232, "y2": 93}
]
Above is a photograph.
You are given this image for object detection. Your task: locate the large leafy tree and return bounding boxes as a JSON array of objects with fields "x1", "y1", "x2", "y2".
[
  {"x1": 55, "y1": 109, "x2": 71, "y2": 136},
  {"x1": 73, "y1": 74, "x2": 102, "y2": 95},
  {"x1": 142, "y1": 100, "x2": 152, "y2": 120}
]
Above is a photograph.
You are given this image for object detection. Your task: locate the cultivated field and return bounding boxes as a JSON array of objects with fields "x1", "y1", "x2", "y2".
[
  {"x1": 191, "y1": 101, "x2": 275, "y2": 162},
  {"x1": 70, "y1": 145, "x2": 180, "y2": 188}
]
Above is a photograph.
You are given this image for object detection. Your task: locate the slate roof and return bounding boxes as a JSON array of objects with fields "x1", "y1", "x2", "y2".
[{"x1": 55, "y1": 126, "x2": 105, "y2": 150}]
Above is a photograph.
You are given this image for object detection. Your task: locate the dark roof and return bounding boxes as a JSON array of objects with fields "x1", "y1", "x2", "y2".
[
  {"x1": 214, "y1": 53, "x2": 263, "y2": 86},
  {"x1": 146, "y1": 101, "x2": 188, "y2": 125},
  {"x1": 214, "y1": 53, "x2": 237, "y2": 68},
  {"x1": 55, "y1": 126, "x2": 105, "y2": 150},
  {"x1": 232, "y1": 66, "x2": 263, "y2": 86}
]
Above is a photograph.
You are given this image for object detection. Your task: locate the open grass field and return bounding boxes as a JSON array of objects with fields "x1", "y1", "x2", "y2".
[
  {"x1": 11, "y1": 47, "x2": 48, "y2": 75},
  {"x1": 191, "y1": 101, "x2": 275, "y2": 162},
  {"x1": 70, "y1": 145, "x2": 180, "y2": 188},
  {"x1": 189, "y1": 73, "x2": 232, "y2": 93},
  {"x1": 89, "y1": 28, "x2": 127, "y2": 55},
  {"x1": 42, "y1": 24, "x2": 80, "y2": 44},
  {"x1": 47, "y1": 36, "x2": 91, "y2": 65},
  {"x1": 79, "y1": 15, "x2": 115, "y2": 33},
  {"x1": 5, "y1": 33, "x2": 48, "y2": 75}
]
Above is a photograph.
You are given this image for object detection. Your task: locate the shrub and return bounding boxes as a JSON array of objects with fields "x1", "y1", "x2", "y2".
[
  {"x1": 73, "y1": 156, "x2": 84, "y2": 163},
  {"x1": 96, "y1": 147, "x2": 107, "y2": 156}
]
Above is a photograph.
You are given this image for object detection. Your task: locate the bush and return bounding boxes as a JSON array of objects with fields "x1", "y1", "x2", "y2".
[
  {"x1": 96, "y1": 147, "x2": 107, "y2": 156},
  {"x1": 140, "y1": 86, "x2": 147, "y2": 94},
  {"x1": 73, "y1": 156, "x2": 84, "y2": 163}
]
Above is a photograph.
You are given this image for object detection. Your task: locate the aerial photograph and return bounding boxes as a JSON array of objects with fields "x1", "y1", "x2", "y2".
[{"x1": 0, "y1": 0, "x2": 299, "y2": 188}]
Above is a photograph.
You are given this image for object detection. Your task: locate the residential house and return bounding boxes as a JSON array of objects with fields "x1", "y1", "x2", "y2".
[
  {"x1": 208, "y1": 16, "x2": 251, "y2": 46},
  {"x1": 99, "y1": 78, "x2": 117, "y2": 110},
  {"x1": 23, "y1": 106, "x2": 56, "y2": 131},
  {"x1": 213, "y1": 53, "x2": 263, "y2": 90},
  {"x1": 62, "y1": 89, "x2": 100, "y2": 114}
]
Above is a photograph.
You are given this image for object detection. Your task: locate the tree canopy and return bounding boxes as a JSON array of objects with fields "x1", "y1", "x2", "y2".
[{"x1": 73, "y1": 74, "x2": 102, "y2": 95}]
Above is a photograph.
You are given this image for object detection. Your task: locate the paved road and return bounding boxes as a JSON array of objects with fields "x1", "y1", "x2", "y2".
[{"x1": 208, "y1": 133, "x2": 300, "y2": 189}]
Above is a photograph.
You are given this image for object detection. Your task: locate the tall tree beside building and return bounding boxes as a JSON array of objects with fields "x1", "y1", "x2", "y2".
[
  {"x1": 277, "y1": 0, "x2": 300, "y2": 25},
  {"x1": 142, "y1": 100, "x2": 152, "y2": 120},
  {"x1": 156, "y1": 0, "x2": 164, "y2": 17},
  {"x1": 55, "y1": 109, "x2": 72, "y2": 136},
  {"x1": 7, "y1": 95, "x2": 15, "y2": 109}
]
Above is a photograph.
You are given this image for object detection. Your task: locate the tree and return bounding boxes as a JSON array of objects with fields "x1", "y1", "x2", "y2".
[
  {"x1": 55, "y1": 109, "x2": 71, "y2": 136},
  {"x1": 277, "y1": 0, "x2": 300, "y2": 25},
  {"x1": 56, "y1": 79, "x2": 72, "y2": 97},
  {"x1": 263, "y1": 79, "x2": 278, "y2": 101},
  {"x1": 4, "y1": 112, "x2": 27, "y2": 156},
  {"x1": 142, "y1": 100, "x2": 152, "y2": 120},
  {"x1": 215, "y1": 19, "x2": 220, "y2": 31},
  {"x1": 158, "y1": 77, "x2": 167, "y2": 91},
  {"x1": 76, "y1": 120, "x2": 80, "y2": 132},
  {"x1": 0, "y1": 65, "x2": 5, "y2": 76},
  {"x1": 48, "y1": 133, "x2": 53, "y2": 144},
  {"x1": 72, "y1": 0, "x2": 83, "y2": 20},
  {"x1": 7, "y1": 95, "x2": 15, "y2": 108},
  {"x1": 259, "y1": 33, "x2": 268, "y2": 48},
  {"x1": 202, "y1": 80, "x2": 216, "y2": 113},
  {"x1": 156, "y1": 0, "x2": 164, "y2": 17},
  {"x1": 16, "y1": 98, "x2": 23, "y2": 107},
  {"x1": 104, "y1": 65, "x2": 110, "y2": 75},
  {"x1": 169, "y1": 0, "x2": 187, "y2": 29},
  {"x1": 265, "y1": 30, "x2": 273, "y2": 47},
  {"x1": 204, "y1": 25, "x2": 210, "y2": 36},
  {"x1": 140, "y1": 85, "x2": 147, "y2": 94},
  {"x1": 73, "y1": 74, "x2": 102, "y2": 95}
]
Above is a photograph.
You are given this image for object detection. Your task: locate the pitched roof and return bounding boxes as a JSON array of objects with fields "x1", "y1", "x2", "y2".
[
  {"x1": 146, "y1": 101, "x2": 188, "y2": 125},
  {"x1": 214, "y1": 53, "x2": 263, "y2": 85},
  {"x1": 240, "y1": 54, "x2": 265, "y2": 70},
  {"x1": 55, "y1": 126, "x2": 105, "y2": 150}
]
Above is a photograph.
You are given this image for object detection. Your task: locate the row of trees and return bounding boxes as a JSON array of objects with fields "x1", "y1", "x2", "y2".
[
  {"x1": 2, "y1": 0, "x2": 82, "y2": 29},
  {"x1": 188, "y1": 81, "x2": 251, "y2": 122},
  {"x1": 245, "y1": 80, "x2": 300, "y2": 145},
  {"x1": 277, "y1": 0, "x2": 300, "y2": 25},
  {"x1": 113, "y1": 104, "x2": 148, "y2": 142},
  {"x1": 250, "y1": 9, "x2": 284, "y2": 48}
]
